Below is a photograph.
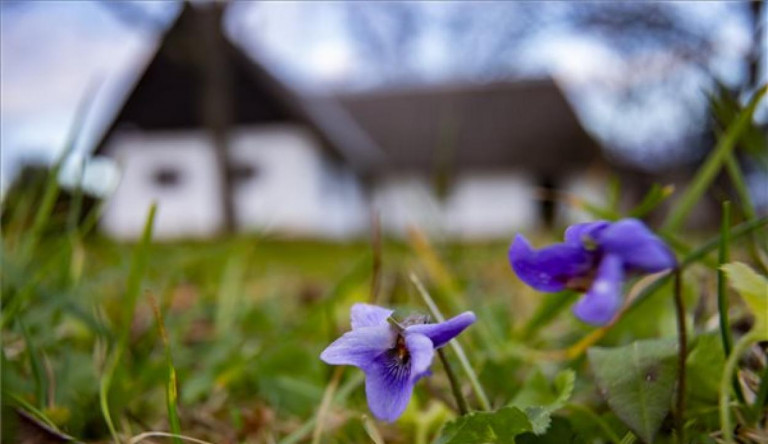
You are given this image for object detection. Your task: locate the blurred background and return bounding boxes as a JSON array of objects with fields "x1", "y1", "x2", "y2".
[{"x1": 1, "y1": 0, "x2": 766, "y2": 239}]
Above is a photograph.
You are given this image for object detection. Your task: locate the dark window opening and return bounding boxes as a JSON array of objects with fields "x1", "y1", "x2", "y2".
[
  {"x1": 153, "y1": 167, "x2": 183, "y2": 187},
  {"x1": 231, "y1": 163, "x2": 259, "y2": 184},
  {"x1": 538, "y1": 175, "x2": 558, "y2": 229}
]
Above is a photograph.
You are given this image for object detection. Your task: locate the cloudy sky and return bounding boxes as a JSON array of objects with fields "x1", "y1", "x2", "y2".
[{"x1": 0, "y1": 1, "x2": 762, "y2": 193}]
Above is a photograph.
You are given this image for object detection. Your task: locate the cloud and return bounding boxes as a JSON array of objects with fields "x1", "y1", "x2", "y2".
[{"x1": 0, "y1": 1, "x2": 157, "y2": 189}]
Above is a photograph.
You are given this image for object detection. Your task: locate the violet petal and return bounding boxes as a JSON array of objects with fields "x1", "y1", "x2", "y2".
[
  {"x1": 564, "y1": 220, "x2": 610, "y2": 246},
  {"x1": 406, "y1": 312, "x2": 476, "y2": 349},
  {"x1": 364, "y1": 354, "x2": 416, "y2": 422},
  {"x1": 597, "y1": 219, "x2": 676, "y2": 272},
  {"x1": 572, "y1": 254, "x2": 624, "y2": 325},
  {"x1": 509, "y1": 234, "x2": 595, "y2": 292},
  {"x1": 405, "y1": 333, "x2": 434, "y2": 377},
  {"x1": 320, "y1": 325, "x2": 394, "y2": 367},
  {"x1": 350, "y1": 303, "x2": 394, "y2": 330}
]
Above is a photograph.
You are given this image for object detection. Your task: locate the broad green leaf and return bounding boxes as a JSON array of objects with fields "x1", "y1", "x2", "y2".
[
  {"x1": 517, "y1": 416, "x2": 585, "y2": 444},
  {"x1": 511, "y1": 369, "x2": 575, "y2": 434},
  {"x1": 685, "y1": 333, "x2": 725, "y2": 403},
  {"x1": 552, "y1": 371, "x2": 575, "y2": 407},
  {"x1": 436, "y1": 406, "x2": 532, "y2": 444},
  {"x1": 588, "y1": 338, "x2": 678, "y2": 444},
  {"x1": 722, "y1": 262, "x2": 768, "y2": 339}
]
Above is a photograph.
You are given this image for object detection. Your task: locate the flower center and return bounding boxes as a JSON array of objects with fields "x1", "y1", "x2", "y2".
[
  {"x1": 401, "y1": 314, "x2": 430, "y2": 326},
  {"x1": 386, "y1": 314, "x2": 429, "y2": 365},
  {"x1": 581, "y1": 234, "x2": 599, "y2": 251},
  {"x1": 566, "y1": 269, "x2": 597, "y2": 292},
  {"x1": 394, "y1": 334, "x2": 409, "y2": 362}
]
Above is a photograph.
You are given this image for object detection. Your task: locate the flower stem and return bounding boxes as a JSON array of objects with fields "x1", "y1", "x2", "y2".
[
  {"x1": 387, "y1": 317, "x2": 406, "y2": 332},
  {"x1": 437, "y1": 348, "x2": 469, "y2": 415},
  {"x1": 673, "y1": 268, "x2": 687, "y2": 444},
  {"x1": 717, "y1": 201, "x2": 733, "y2": 355},
  {"x1": 717, "y1": 201, "x2": 747, "y2": 405},
  {"x1": 410, "y1": 273, "x2": 492, "y2": 411}
]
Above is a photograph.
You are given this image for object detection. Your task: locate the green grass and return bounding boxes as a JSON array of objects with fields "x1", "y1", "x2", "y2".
[
  {"x1": 3, "y1": 215, "x2": 766, "y2": 443},
  {"x1": 2, "y1": 86, "x2": 767, "y2": 444}
]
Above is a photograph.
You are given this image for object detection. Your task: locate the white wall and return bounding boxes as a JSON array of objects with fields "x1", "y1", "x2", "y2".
[
  {"x1": 444, "y1": 172, "x2": 537, "y2": 239},
  {"x1": 229, "y1": 125, "x2": 367, "y2": 238},
  {"x1": 560, "y1": 170, "x2": 608, "y2": 225},
  {"x1": 371, "y1": 174, "x2": 444, "y2": 237},
  {"x1": 100, "y1": 126, "x2": 549, "y2": 241},
  {"x1": 101, "y1": 125, "x2": 369, "y2": 240},
  {"x1": 101, "y1": 131, "x2": 224, "y2": 240},
  {"x1": 371, "y1": 171, "x2": 538, "y2": 239}
]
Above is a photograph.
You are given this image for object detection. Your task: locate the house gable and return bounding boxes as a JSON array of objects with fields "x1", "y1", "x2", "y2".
[{"x1": 92, "y1": 3, "x2": 383, "y2": 173}]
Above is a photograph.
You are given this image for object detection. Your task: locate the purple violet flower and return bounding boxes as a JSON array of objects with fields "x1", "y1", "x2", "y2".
[
  {"x1": 509, "y1": 219, "x2": 676, "y2": 325},
  {"x1": 320, "y1": 303, "x2": 476, "y2": 422}
]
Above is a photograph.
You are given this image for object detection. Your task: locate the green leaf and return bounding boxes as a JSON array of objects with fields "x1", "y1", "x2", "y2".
[
  {"x1": 721, "y1": 262, "x2": 768, "y2": 339},
  {"x1": 685, "y1": 334, "x2": 725, "y2": 404},
  {"x1": 511, "y1": 370, "x2": 575, "y2": 434},
  {"x1": 588, "y1": 338, "x2": 678, "y2": 444},
  {"x1": 517, "y1": 416, "x2": 585, "y2": 444},
  {"x1": 436, "y1": 406, "x2": 532, "y2": 444}
]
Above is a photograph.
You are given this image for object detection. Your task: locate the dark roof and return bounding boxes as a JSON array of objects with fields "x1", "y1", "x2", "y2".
[
  {"x1": 336, "y1": 79, "x2": 601, "y2": 175},
  {"x1": 92, "y1": 3, "x2": 384, "y2": 172}
]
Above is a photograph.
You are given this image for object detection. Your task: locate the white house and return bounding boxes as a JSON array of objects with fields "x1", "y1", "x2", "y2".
[{"x1": 93, "y1": 3, "x2": 604, "y2": 241}]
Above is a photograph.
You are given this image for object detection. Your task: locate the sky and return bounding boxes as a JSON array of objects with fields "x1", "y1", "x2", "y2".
[{"x1": 0, "y1": 1, "x2": 764, "y2": 195}]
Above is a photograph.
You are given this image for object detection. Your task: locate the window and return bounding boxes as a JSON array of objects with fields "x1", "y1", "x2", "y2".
[
  {"x1": 230, "y1": 163, "x2": 259, "y2": 184},
  {"x1": 153, "y1": 167, "x2": 183, "y2": 188}
]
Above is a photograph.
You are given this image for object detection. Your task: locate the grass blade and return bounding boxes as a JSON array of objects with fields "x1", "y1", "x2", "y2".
[
  {"x1": 410, "y1": 273, "x2": 492, "y2": 411},
  {"x1": 628, "y1": 184, "x2": 674, "y2": 219},
  {"x1": 18, "y1": 319, "x2": 47, "y2": 409},
  {"x1": 4, "y1": 392, "x2": 59, "y2": 431},
  {"x1": 717, "y1": 201, "x2": 734, "y2": 355},
  {"x1": 278, "y1": 372, "x2": 365, "y2": 444},
  {"x1": 663, "y1": 85, "x2": 766, "y2": 232},
  {"x1": 311, "y1": 367, "x2": 344, "y2": 444},
  {"x1": 67, "y1": 158, "x2": 86, "y2": 235},
  {"x1": 215, "y1": 256, "x2": 244, "y2": 338},
  {"x1": 149, "y1": 297, "x2": 182, "y2": 444},
  {"x1": 129, "y1": 432, "x2": 214, "y2": 444},
  {"x1": 724, "y1": 152, "x2": 768, "y2": 272},
  {"x1": 26, "y1": 81, "x2": 99, "y2": 256},
  {"x1": 100, "y1": 203, "x2": 157, "y2": 443},
  {"x1": 361, "y1": 414, "x2": 385, "y2": 444}
]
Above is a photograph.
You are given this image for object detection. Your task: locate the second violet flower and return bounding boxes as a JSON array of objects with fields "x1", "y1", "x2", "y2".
[
  {"x1": 320, "y1": 303, "x2": 475, "y2": 422},
  {"x1": 509, "y1": 218, "x2": 676, "y2": 325}
]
